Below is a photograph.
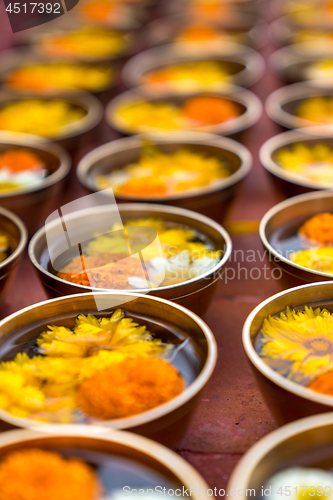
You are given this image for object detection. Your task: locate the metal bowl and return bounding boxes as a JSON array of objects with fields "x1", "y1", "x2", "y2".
[
  {"x1": 143, "y1": 13, "x2": 267, "y2": 49},
  {"x1": 0, "y1": 90, "x2": 103, "y2": 152},
  {"x1": 228, "y1": 412, "x2": 333, "y2": 495},
  {"x1": 0, "y1": 206, "x2": 27, "y2": 302},
  {"x1": 0, "y1": 292, "x2": 217, "y2": 447},
  {"x1": 28, "y1": 203, "x2": 232, "y2": 316},
  {"x1": 106, "y1": 85, "x2": 262, "y2": 138},
  {"x1": 121, "y1": 43, "x2": 265, "y2": 92},
  {"x1": 0, "y1": 427, "x2": 210, "y2": 492},
  {"x1": 161, "y1": 0, "x2": 264, "y2": 18},
  {"x1": 259, "y1": 190, "x2": 333, "y2": 287},
  {"x1": 0, "y1": 48, "x2": 120, "y2": 98},
  {"x1": 0, "y1": 132, "x2": 71, "y2": 235},
  {"x1": 242, "y1": 282, "x2": 333, "y2": 425},
  {"x1": 76, "y1": 132, "x2": 252, "y2": 221},
  {"x1": 259, "y1": 127, "x2": 333, "y2": 198},
  {"x1": 270, "y1": 45, "x2": 333, "y2": 84},
  {"x1": 27, "y1": 24, "x2": 139, "y2": 64},
  {"x1": 265, "y1": 82, "x2": 333, "y2": 130},
  {"x1": 269, "y1": 15, "x2": 333, "y2": 47}
]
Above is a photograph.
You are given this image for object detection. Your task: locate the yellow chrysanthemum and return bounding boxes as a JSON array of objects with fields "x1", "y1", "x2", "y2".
[
  {"x1": 37, "y1": 309, "x2": 160, "y2": 358},
  {"x1": 259, "y1": 306, "x2": 333, "y2": 382}
]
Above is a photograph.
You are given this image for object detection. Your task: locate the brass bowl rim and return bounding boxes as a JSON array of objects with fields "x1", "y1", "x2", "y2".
[
  {"x1": 228, "y1": 411, "x2": 333, "y2": 491},
  {"x1": 259, "y1": 126, "x2": 333, "y2": 190},
  {"x1": 0, "y1": 90, "x2": 103, "y2": 141},
  {"x1": 0, "y1": 427, "x2": 210, "y2": 494},
  {"x1": 0, "y1": 131, "x2": 71, "y2": 197},
  {"x1": 76, "y1": 131, "x2": 252, "y2": 201},
  {"x1": 259, "y1": 189, "x2": 333, "y2": 280},
  {"x1": 265, "y1": 81, "x2": 333, "y2": 129},
  {"x1": 0, "y1": 205, "x2": 27, "y2": 270},
  {"x1": 28, "y1": 202, "x2": 232, "y2": 294},
  {"x1": 0, "y1": 291, "x2": 217, "y2": 430},
  {"x1": 242, "y1": 281, "x2": 333, "y2": 408},
  {"x1": 121, "y1": 42, "x2": 265, "y2": 91},
  {"x1": 105, "y1": 85, "x2": 263, "y2": 136}
]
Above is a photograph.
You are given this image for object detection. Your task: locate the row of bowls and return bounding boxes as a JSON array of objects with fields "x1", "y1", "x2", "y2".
[{"x1": 0, "y1": 0, "x2": 264, "y2": 492}]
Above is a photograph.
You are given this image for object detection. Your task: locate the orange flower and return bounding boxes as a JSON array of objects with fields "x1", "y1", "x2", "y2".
[
  {"x1": 299, "y1": 212, "x2": 333, "y2": 245},
  {"x1": 0, "y1": 150, "x2": 44, "y2": 172},
  {"x1": 181, "y1": 96, "x2": 241, "y2": 124},
  {"x1": 77, "y1": 356, "x2": 183, "y2": 419},
  {"x1": 0, "y1": 448, "x2": 101, "y2": 500},
  {"x1": 308, "y1": 370, "x2": 333, "y2": 395}
]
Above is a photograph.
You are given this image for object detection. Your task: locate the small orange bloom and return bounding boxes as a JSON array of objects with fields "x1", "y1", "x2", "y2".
[
  {"x1": 299, "y1": 212, "x2": 333, "y2": 245},
  {"x1": 181, "y1": 96, "x2": 241, "y2": 124},
  {"x1": 308, "y1": 371, "x2": 333, "y2": 395},
  {"x1": 77, "y1": 356, "x2": 183, "y2": 419},
  {"x1": 0, "y1": 448, "x2": 100, "y2": 500}
]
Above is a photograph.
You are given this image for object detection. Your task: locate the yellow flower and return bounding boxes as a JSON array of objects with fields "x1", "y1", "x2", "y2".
[
  {"x1": 291, "y1": 247, "x2": 333, "y2": 274},
  {"x1": 0, "y1": 310, "x2": 174, "y2": 422},
  {"x1": 37, "y1": 309, "x2": 157, "y2": 357},
  {"x1": 0, "y1": 371, "x2": 45, "y2": 418},
  {"x1": 260, "y1": 306, "x2": 333, "y2": 381}
]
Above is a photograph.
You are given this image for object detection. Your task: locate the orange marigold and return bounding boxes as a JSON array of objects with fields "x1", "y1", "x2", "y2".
[
  {"x1": 299, "y1": 212, "x2": 333, "y2": 245},
  {"x1": 0, "y1": 448, "x2": 100, "y2": 500},
  {"x1": 181, "y1": 96, "x2": 241, "y2": 124},
  {"x1": 57, "y1": 252, "x2": 147, "y2": 289},
  {"x1": 77, "y1": 356, "x2": 184, "y2": 419},
  {"x1": 308, "y1": 371, "x2": 333, "y2": 395}
]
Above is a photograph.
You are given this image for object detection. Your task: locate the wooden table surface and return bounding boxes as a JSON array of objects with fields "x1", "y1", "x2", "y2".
[{"x1": 0, "y1": 0, "x2": 290, "y2": 491}]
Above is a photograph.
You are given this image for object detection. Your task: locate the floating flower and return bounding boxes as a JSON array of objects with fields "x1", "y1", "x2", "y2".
[
  {"x1": 77, "y1": 356, "x2": 184, "y2": 419},
  {"x1": 0, "y1": 449, "x2": 100, "y2": 500},
  {"x1": 37, "y1": 309, "x2": 161, "y2": 358},
  {"x1": 0, "y1": 310, "x2": 176, "y2": 422},
  {"x1": 259, "y1": 306, "x2": 333, "y2": 382},
  {"x1": 291, "y1": 247, "x2": 333, "y2": 275}
]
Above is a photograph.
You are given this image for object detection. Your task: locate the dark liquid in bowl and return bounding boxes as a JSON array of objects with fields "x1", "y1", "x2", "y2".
[
  {"x1": 56, "y1": 447, "x2": 183, "y2": 493},
  {"x1": 268, "y1": 214, "x2": 315, "y2": 259}
]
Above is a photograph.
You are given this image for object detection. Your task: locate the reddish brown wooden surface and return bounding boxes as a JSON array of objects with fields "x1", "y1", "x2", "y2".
[{"x1": 0, "y1": 1, "x2": 290, "y2": 491}]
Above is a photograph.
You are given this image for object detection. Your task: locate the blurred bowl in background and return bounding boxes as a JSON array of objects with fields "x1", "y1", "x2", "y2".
[
  {"x1": 243, "y1": 282, "x2": 333, "y2": 424},
  {"x1": 76, "y1": 131, "x2": 252, "y2": 221},
  {"x1": 106, "y1": 86, "x2": 262, "y2": 138},
  {"x1": 259, "y1": 190, "x2": 333, "y2": 287},
  {"x1": 0, "y1": 48, "x2": 120, "y2": 99},
  {"x1": 259, "y1": 127, "x2": 333, "y2": 198},
  {"x1": 0, "y1": 90, "x2": 103, "y2": 153},
  {"x1": 121, "y1": 43, "x2": 265, "y2": 92},
  {"x1": 270, "y1": 44, "x2": 333, "y2": 84},
  {"x1": 0, "y1": 292, "x2": 217, "y2": 447},
  {"x1": 228, "y1": 412, "x2": 333, "y2": 496},
  {"x1": 30, "y1": 24, "x2": 140, "y2": 63},
  {"x1": 0, "y1": 206, "x2": 27, "y2": 302},
  {"x1": 160, "y1": 0, "x2": 264, "y2": 19},
  {"x1": 29, "y1": 203, "x2": 232, "y2": 316},
  {"x1": 265, "y1": 82, "x2": 333, "y2": 130},
  {"x1": 143, "y1": 13, "x2": 267, "y2": 49},
  {"x1": 0, "y1": 132, "x2": 71, "y2": 235},
  {"x1": 269, "y1": 17, "x2": 333, "y2": 49}
]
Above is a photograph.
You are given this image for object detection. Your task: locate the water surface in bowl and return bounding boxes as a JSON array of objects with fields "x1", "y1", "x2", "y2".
[
  {"x1": 0, "y1": 308, "x2": 202, "y2": 423},
  {"x1": 44, "y1": 218, "x2": 223, "y2": 290}
]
